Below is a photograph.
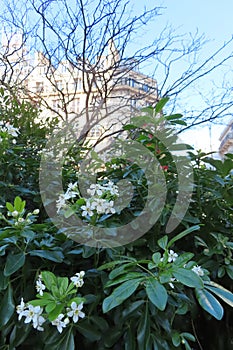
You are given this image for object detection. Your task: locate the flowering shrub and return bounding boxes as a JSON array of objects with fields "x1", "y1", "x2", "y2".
[
  {"x1": 0, "y1": 94, "x2": 232, "y2": 349},
  {"x1": 56, "y1": 180, "x2": 119, "y2": 224},
  {"x1": 16, "y1": 271, "x2": 85, "y2": 333}
]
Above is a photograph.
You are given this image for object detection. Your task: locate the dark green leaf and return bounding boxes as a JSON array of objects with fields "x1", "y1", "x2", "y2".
[
  {"x1": 137, "y1": 302, "x2": 150, "y2": 349},
  {"x1": 146, "y1": 277, "x2": 168, "y2": 310},
  {"x1": 167, "y1": 225, "x2": 200, "y2": 248},
  {"x1": 158, "y1": 235, "x2": 168, "y2": 250},
  {"x1": 103, "y1": 278, "x2": 142, "y2": 313},
  {"x1": 204, "y1": 281, "x2": 233, "y2": 307},
  {"x1": 29, "y1": 249, "x2": 64, "y2": 262},
  {"x1": 44, "y1": 326, "x2": 75, "y2": 350},
  {"x1": 173, "y1": 268, "x2": 204, "y2": 289},
  {"x1": 4, "y1": 252, "x2": 25, "y2": 276},
  {"x1": 195, "y1": 288, "x2": 223, "y2": 320},
  {"x1": 0, "y1": 284, "x2": 15, "y2": 329}
]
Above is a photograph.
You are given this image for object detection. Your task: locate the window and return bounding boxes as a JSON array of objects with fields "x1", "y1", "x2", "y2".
[
  {"x1": 36, "y1": 82, "x2": 44, "y2": 93},
  {"x1": 89, "y1": 125, "x2": 103, "y2": 138},
  {"x1": 73, "y1": 78, "x2": 82, "y2": 90},
  {"x1": 52, "y1": 100, "x2": 60, "y2": 112},
  {"x1": 69, "y1": 98, "x2": 80, "y2": 113},
  {"x1": 56, "y1": 80, "x2": 63, "y2": 90}
]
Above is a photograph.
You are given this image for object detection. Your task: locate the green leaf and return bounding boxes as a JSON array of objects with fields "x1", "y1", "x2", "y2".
[
  {"x1": 48, "y1": 303, "x2": 65, "y2": 321},
  {"x1": 105, "y1": 272, "x2": 145, "y2": 288},
  {"x1": 4, "y1": 252, "x2": 25, "y2": 276},
  {"x1": 152, "y1": 252, "x2": 161, "y2": 264},
  {"x1": 158, "y1": 235, "x2": 168, "y2": 250},
  {"x1": 41, "y1": 271, "x2": 57, "y2": 290},
  {"x1": 166, "y1": 114, "x2": 183, "y2": 121},
  {"x1": 57, "y1": 277, "x2": 69, "y2": 294},
  {"x1": 29, "y1": 249, "x2": 64, "y2": 262},
  {"x1": 204, "y1": 281, "x2": 233, "y2": 307},
  {"x1": 29, "y1": 298, "x2": 54, "y2": 307},
  {"x1": 14, "y1": 196, "x2": 25, "y2": 212},
  {"x1": 146, "y1": 277, "x2": 168, "y2": 311},
  {"x1": 0, "y1": 271, "x2": 9, "y2": 291},
  {"x1": 172, "y1": 332, "x2": 181, "y2": 347},
  {"x1": 76, "y1": 319, "x2": 102, "y2": 342},
  {"x1": 137, "y1": 302, "x2": 150, "y2": 349},
  {"x1": 102, "y1": 278, "x2": 142, "y2": 313},
  {"x1": 45, "y1": 302, "x2": 57, "y2": 313},
  {"x1": 173, "y1": 268, "x2": 204, "y2": 289},
  {"x1": 195, "y1": 288, "x2": 224, "y2": 320},
  {"x1": 155, "y1": 97, "x2": 169, "y2": 113},
  {"x1": 0, "y1": 284, "x2": 15, "y2": 329},
  {"x1": 44, "y1": 326, "x2": 75, "y2": 350},
  {"x1": 167, "y1": 225, "x2": 200, "y2": 248},
  {"x1": 6, "y1": 202, "x2": 14, "y2": 212}
]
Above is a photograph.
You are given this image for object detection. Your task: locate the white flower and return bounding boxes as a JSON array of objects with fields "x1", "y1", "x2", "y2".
[
  {"x1": 67, "y1": 302, "x2": 85, "y2": 323},
  {"x1": 5, "y1": 123, "x2": 19, "y2": 137},
  {"x1": 33, "y1": 209, "x2": 40, "y2": 215},
  {"x1": 32, "y1": 313, "x2": 46, "y2": 331},
  {"x1": 168, "y1": 250, "x2": 178, "y2": 263},
  {"x1": 70, "y1": 271, "x2": 85, "y2": 288},
  {"x1": 192, "y1": 265, "x2": 204, "y2": 276},
  {"x1": 51, "y1": 313, "x2": 69, "y2": 333},
  {"x1": 18, "y1": 217, "x2": 25, "y2": 223},
  {"x1": 12, "y1": 210, "x2": 19, "y2": 217},
  {"x1": 36, "y1": 278, "x2": 46, "y2": 296},
  {"x1": 110, "y1": 164, "x2": 118, "y2": 169},
  {"x1": 81, "y1": 200, "x2": 94, "y2": 217},
  {"x1": 16, "y1": 298, "x2": 26, "y2": 320},
  {"x1": 56, "y1": 194, "x2": 67, "y2": 213},
  {"x1": 23, "y1": 305, "x2": 44, "y2": 329},
  {"x1": 103, "y1": 181, "x2": 119, "y2": 196},
  {"x1": 91, "y1": 198, "x2": 106, "y2": 214},
  {"x1": 104, "y1": 200, "x2": 116, "y2": 214},
  {"x1": 87, "y1": 184, "x2": 103, "y2": 196}
]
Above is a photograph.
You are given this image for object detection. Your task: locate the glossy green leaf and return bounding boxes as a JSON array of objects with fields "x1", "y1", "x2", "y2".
[
  {"x1": 167, "y1": 225, "x2": 200, "y2": 248},
  {"x1": 103, "y1": 278, "x2": 142, "y2": 313},
  {"x1": 0, "y1": 284, "x2": 15, "y2": 329},
  {"x1": 48, "y1": 303, "x2": 65, "y2": 321},
  {"x1": 29, "y1": 249, "x2": 64, "y2": 262},
  {"x1": 157, "y1": 235, "x2": 168, "y2": 250},
  {"x1": 137, "y1": 302, "x2": 150, "y2": 349},
  {"x1": 204, "y1": 281, "x2": 233, "y2": 307},
  {"x1": 155, "y1": 97, "x2": 169, "y2": 113},
  {"x1": 173, "y1": 268, "x2": 204, "y2": 289},
  {"x1": 195, "y1": 288, "x2": 224, "y2": 320},
  {"x1": 41, "y1": 271, "x2": 57, "y2": 290},
  {"x1": 4, "y1": 252, "x2": 25, "y2": 276},
  {"x1": 44, "y1": 327, "x2": 75, "y2": 350},
  {"x1": 146, "y1": 277, "x2": 168, "y2": 310}
]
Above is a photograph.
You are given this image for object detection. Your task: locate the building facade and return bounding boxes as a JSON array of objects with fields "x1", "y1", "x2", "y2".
[
  {"x1": 1, "y1": 33, "x2": 158, "y2": 147},
  {"x1": 219, "y1": 120, "x2": 233, "y2": 157}
]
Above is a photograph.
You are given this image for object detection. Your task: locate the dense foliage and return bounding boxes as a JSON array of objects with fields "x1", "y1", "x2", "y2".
[{"x1": 0, "y1": 90, "x2": 232, "y2": 350}]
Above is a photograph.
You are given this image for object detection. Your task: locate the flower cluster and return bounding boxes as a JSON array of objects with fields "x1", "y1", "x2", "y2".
[
  {"x1": 56, "y1": 180, "x2": 119, "y2": 220},
  {"x1": 0, "y1": 121, "x2": 19, "y2": 144},
  {"x1": 5, "y1": 208, "x2": 40, "y2": 227},
  {"x1": 16, "y1": 271, "x2": 86, "y2": 334},
  {"x1": 0, "y1": 197, "x2": 40, "y2": 228},
  {"x1": 16, "y1": 299, "x2": 46, "y2": 331}
]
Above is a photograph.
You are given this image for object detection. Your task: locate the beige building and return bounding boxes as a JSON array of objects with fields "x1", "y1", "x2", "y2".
[
  {"x1": 1, "y1": 33, "x2": 158, "y2": 146},
  {"x1": 219, "y1": 120, "x2": 233, "y2": 157}
]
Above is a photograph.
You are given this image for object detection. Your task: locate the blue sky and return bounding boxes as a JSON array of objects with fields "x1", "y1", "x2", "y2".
[{"x1": 131, "y1": 0, "x2": 233, "y2": 153}]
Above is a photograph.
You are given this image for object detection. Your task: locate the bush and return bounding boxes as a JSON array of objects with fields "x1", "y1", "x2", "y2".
[{"x1": 0, "y1": 93, "x2": 232, "y2": 349}]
